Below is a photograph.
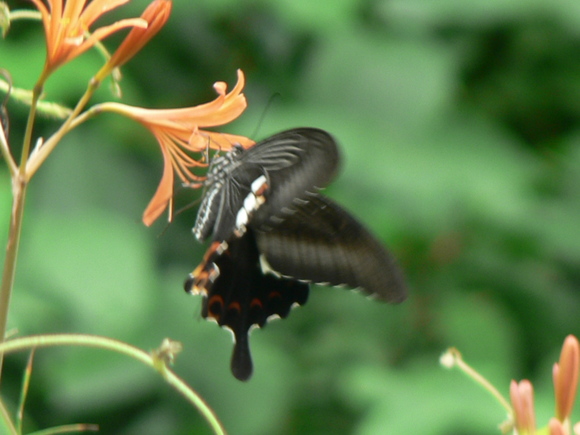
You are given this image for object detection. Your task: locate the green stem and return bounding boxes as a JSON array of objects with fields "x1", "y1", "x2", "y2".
[
  {"x1": 19, "y1": 83, "x2": 42, "y2": 174},
  {"x1": 67, "y1": 104, "x2": 103, "y2": 131},
  {"x1": 0, "y1": 397, "x2": 17, "y2": 435},
  {"x1": 0, "y1": 175, "x2": 28, "y2": 384},
  {"x1": 29, "y1": 423, "x2": 99, "y2": 434},
  {"x1": 0, "y1": 79, "x2": 41, "y2": 384},
  {"x1": 442, "y1": 348, "x2": 512, "y2": 415},
  {"x1": 0, "y1": 78, "x2": 72, "y2": 120},
  {"x1": 16, "y1": 350, "x2": 35, "y2": 433},
  {"x1": 0, "y1": 69, "x2": 16, "y2": 176},
  {"x1": 0, "y1": 334, "x2": 227, "y2": 435},
  {"x1": 25, "y1": 63, "x2": 124, "y2": 178},
  {"x1": 25, "y1": 78, "x2": 98, "y2": 179},
  {"x1": 0, "y1": 118, "x2": 16, "y2": 177},
  {"x1": 7, "y1": 10, "x2": 42, "y2": 22}
]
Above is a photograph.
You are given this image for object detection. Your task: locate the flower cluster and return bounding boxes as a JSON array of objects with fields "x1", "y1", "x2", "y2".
[{"x1": 8, "y1": 0, "x2": 252, "y2": 224}]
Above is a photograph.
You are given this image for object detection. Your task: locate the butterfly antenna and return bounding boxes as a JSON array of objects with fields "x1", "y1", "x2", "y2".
[
  {"x1": 174, "y1": 195, "x2": 203, "y2": 218},
  {"x1": 201, "y1": 134, "x2": 212, "y2": 164},
  {"x1": 156, "y1": 194, "x2": 203, "y2": 238},
  {"x1": 250, "y1": 92, "x2": 281, "y2": 139},
  {"x1": 203, "y1": 133, "x2": 230, "y2": 168}
]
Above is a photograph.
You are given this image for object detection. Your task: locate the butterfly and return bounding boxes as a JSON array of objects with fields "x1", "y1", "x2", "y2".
[{"x1": 184, "y1": 128, "x2": 406, "y2": 381}]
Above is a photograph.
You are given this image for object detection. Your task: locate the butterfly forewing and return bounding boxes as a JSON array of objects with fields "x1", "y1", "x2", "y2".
[
  {"x1": 193, "y1": 128, "x2": 340, "y2": 242},
  {"x1": 249, "y1": 128, "x2": 341, "y2": 230},
  {"x1": 255, "y1": 194, "x2": 407, "y2": 303}
]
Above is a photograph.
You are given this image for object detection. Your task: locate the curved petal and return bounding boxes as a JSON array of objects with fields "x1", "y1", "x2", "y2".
[
  {"x1": 61, "y1": 18, "x2": 147, "y2": 68},
  {"x1": 143, "y1": 144, "x2": 174, "y2": 226},
  {"x1": 106, "y1": 0, "x2": 172, "y2": 70},
  {"x1": 81, "y1": 0, "x2": 130, "y2": 27},
  {"x1": 555, "y1": 335, "x2": 579, "y2": 421},
  {"x1": 134, "y1": 70, "x2": 246, "y2": 127}
]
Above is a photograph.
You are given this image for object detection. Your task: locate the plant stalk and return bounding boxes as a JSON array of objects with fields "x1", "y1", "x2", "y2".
[
  {"x1": 0, "y1": 176, "x2": 28, "y2": 383},
  {"x1": 0, "y1": 80, "x2": 41, "y2": 385}
]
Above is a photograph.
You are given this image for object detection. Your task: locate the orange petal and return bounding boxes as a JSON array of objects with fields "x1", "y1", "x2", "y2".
[
  {"x1": 511, "y1": 380, "x2": 536, "y2": 434},
  {"x1": 549, "y1": 418, "x2": 566, "y2": 435},
  {"x1": 142, "y1": 146, "x2": 174, "y2": 226},
  {"x1": 107, "y1": 0, "x2": 172, "y2": 70},
  {"x1": 555, "y1": 335, "x2": 580, "y2": 421},
  {"x1": 82, "y1": 0, "x2": 131, "y2": 26}
]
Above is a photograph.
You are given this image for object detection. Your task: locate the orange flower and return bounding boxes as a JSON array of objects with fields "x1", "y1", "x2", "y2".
[
  {"x1": 96, "y1": 0, "x2": 172, "y2": 80},
  {"x1": 30, "y1": 0, "x2": 148, "y2": 78},
  {"x1": 510, "y1": 379, "x2": 536, "y2": 434},
  {"x1": 101, "y1": 69, "x2": 254, "y2": 226},
  {"x1": 554, "y1": 335, "x2": 580, "y2": 422}
]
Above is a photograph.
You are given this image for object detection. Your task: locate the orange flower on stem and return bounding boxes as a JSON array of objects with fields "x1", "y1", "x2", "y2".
[
  {"x1": 98, "y1": 69, "x2": 254, "y2": 226},
  {"x1": 554, "y1": 335, "x2": 580, "y2": 423},
  {"x1": 30, "y1": 0, "x2": 149, "y2": 79},
  {"x1": 510, "y1": 379, "x2": 536, "y2": 435}
]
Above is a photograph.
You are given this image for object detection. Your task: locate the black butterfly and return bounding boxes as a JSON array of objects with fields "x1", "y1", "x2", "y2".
[{"x1": 184, "y1": 128, "x2": 406, "y2": 381}]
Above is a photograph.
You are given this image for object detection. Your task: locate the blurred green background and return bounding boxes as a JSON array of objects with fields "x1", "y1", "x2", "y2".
[{"x1": 2, "y1": 0, "x2": 580, "y2": 433}]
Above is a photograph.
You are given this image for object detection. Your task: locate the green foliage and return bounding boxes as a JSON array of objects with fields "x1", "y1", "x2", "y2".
[{"x1": 1, "y1": 0, "x2": 580, "y2": 433}]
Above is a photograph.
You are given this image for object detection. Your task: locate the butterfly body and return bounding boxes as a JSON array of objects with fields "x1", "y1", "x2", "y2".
[{"x1": 185, "y1": 128, "x2": 406, "y2": 381}]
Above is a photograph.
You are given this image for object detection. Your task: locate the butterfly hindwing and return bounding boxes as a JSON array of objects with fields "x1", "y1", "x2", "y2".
[
  {"x1": 185, "y1": 229, "x2": 309, "y2": 381},
  {"x1": 255, "y1": 194, "x2": 407, "y2": 303}
]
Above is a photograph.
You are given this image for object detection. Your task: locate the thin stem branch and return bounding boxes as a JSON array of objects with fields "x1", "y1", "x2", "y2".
[
  {"x1": 25, "y1": 78, "x2": 99, "y2": 179},
  {"x1": 0, "y1": 175, "x2": 28, "y2": 383},
  {"x1": 19, "y1": 84, "x2": 42, "y2": 176},
  {"x1": 66, "y1": 103, "x2": 103, "y2": 131},
  {"x1": 441, "y1": 348, "x2": 513, "y2": 415},
  {"x1": 0, "y1": 70, "x2": 16, "y2": 176},
  {"x1": 28, "y1": 423, "x2": 99, "y2": 434},
  {"x1": 0, "y1": 78, "x2": 41, "y2": 383},
  {"x1": 0, "y1": 334, "x2": 227, "y2": 435},
  {"x1": 0, "y1": 397, "x2": 17, "y2": 435},
  {"x1": 0, "y1": 79, "x2": 72, "y2": 120},
  {"x1": 16, "y1": 349, "x2": 35, "y2": 433},
  {"x1": 0, "y1": 120, "x2": 16, "y2": 177},
  {"x1": 7, "y1": 9, "x2": 42, "y2": 22}
]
